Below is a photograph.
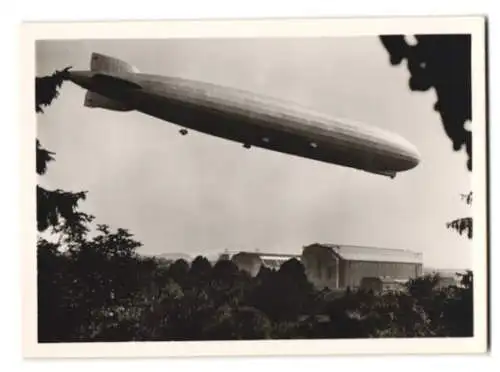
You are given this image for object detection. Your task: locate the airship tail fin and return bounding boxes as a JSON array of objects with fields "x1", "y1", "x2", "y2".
[
  {"x1": 83, "y1": 53, "x2": 137, "y2": 111},
  {"x1": 90, "y1": 52, "x2": 140, "y2": 74}
]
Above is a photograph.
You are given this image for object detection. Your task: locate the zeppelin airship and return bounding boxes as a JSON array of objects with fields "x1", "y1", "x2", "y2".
[{"x1": 67, "y1": 53, "x2": 421, "y2": 178}]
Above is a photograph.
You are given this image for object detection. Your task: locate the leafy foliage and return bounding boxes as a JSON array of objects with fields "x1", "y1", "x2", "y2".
[
  {"x1": 447, "y1": 192, "x2": 473, "y2": 239},
  {"x1": 461, "y1": 191, "x2": 473, "y2": 206},
  {"x1": 36, "y1": 69, "x2": 93, "y2": 240},
  {"x1": 203, "y1": 305, "x2": 273, "y2": 340},
  {"x1": 35, "y1": 66, "x2": 71, "y2": 113},
  {"x1": 380, "y1": 35, "x2": 472, "y2": 171},
  {"x1": 36, "y1": 186, "x2": 94, "y2": 240},
  {"x1": 36, "y1": 140, "x2": 55, "y2": 176},
  {"x1": 447, "y1": 217, "x2": 473, "y2": 239},
  {"x1": 38, "y1": 243, "x2": 474, "y2": 342},
  {"x1": 37, "y1": 226, "x2": 144, "y2": 342},
  {"x1": 248, "y1": 258, "x2": 314, "y2": 322}
]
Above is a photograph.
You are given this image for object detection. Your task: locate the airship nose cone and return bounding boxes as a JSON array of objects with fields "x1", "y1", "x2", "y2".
[
  {"x1": 381, "y1": 130, "x2": 421, "y2": 171},
  {"x1": 411, "y1": 149, "x2": 421, "y2": 167},
  {"x1": 399, "y1": 137, "x2": 421, "y2": 169}
]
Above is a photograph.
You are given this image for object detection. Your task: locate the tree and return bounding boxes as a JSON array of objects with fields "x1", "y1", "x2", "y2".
[
  {"x1": 37, "y1": 186, "x2": 93, "y2": 242},
  {"x1": 36, "y1": 67, "x2": 98, "y2": 342},
  {"x1": 380, "y1": 35, "x2": 472, "y2": 171},
  {"x1": 447, "y1": 192, "x2": 473, "y2": 239},
  {"x1": 202, "y1": 305, "x2": 273, "y2": 340},
  {"x1": 279, "y1": 258, "x2": 312, "y2": 291},
  {"x1": 380, "y1": 37, "x2": 474, "y2": 241},
  {"x1": 205, "y1": 259, "x2": 253, "y2": 309},
  {"x1": 249, "y1": 259, "x2": 314, "y2": 322},
  {"x1": 211, "y1": 258, "x2": 240, "y2": 281},
  {"x1": 37, "y1": 238, "x2": 74, "y2": 342},
  {"x1": 36, "y1": 67, "x2": 93, "y2": 241},
  {"x1": 35, "y1": 67, "x2": 71, "y2": 113},
  {"x1": 188, "y1": 255, "x2": 212, "y2": 285},
  {"x1": 441, "y1": 270, "x2": 473, "y2": 337},
  {"x1": 35, "y1": 67, "x2": 153, "y2": 342},
  {"x1": 37, "y1": 225, "x2": 145, "y2": 342},
  {"x1": 405, "y1": 273, "x2": 442, "y2": 299},
  {"x1": 167, "y1": 259, "x2": 190, "y2": 287}
]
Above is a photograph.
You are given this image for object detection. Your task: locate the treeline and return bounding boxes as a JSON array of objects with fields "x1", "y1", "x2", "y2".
[{"x1": 38, "y1": 227, "x2": 473, "y2": 342}]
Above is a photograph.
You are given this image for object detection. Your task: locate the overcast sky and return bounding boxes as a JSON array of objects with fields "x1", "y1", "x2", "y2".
[{"x1": 36, "y1": 37, "x2": 472, "y2": 269}]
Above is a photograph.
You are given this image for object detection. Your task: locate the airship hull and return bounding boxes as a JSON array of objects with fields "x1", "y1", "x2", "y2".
[{"x1": 68, "y1": 53, "x2": 420, "y2": 177}]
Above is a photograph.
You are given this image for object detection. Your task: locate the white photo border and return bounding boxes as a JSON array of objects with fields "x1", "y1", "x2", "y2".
[{"x1": 20, "y1": 16, "x2": 488, "y2": 358}]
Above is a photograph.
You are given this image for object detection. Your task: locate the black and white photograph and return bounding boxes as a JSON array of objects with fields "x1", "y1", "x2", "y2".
[{"x1": 22, "y1": 17, "x2": 488, "y2": 357}]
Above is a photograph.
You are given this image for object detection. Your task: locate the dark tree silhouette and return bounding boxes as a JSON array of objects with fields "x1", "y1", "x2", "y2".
[
  {"x1": 249, "y1": 259, "x2": 314, "y2": 322},
  {"x1": 447, "y1": 192, "x2": 473, "y2": 239},
  {"x1": 380, "y1": 35, "x2": 472, "y2": 171},
  {"x1": 36, "y1": 69, "x2": 93, "y2": 240},
  {"x1": 380, "y1": 36, "x2": 474, "y2": 240},
  {"x1": 211, "y1": 259, "x2": 241, "y2": 283},
  {"x1": 188, "y1": 255, "x2": 212, "y2": 286},
  {"x1": 167, "y1": 259, "x2": 190, "y2": 287},
  {"x1": 202, "y1": 305, "x2": 273, "y2": 340},
  {"x1": 36, "y1": 139, "x2": 55, "y2": 175},
  {"x1": 35, "y1": 67, "x2": 72, "y2": 113},
  {"x1": 36, "y1": 186, "x2": 92, "y2": 241},
  {"x1": 38, "y1": 225, "x2": 144, "y2": 342}
]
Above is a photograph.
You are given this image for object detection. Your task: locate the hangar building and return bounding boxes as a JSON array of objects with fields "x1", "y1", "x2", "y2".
[
  {"x1": 213, "y1": 244, "x2": 423, "y2": 291},
  {"x1": 301, "y1": 243, "x2": 423, "y2": 290}
]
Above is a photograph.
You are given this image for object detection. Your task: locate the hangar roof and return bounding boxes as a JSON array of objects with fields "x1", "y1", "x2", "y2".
[{"x1": 308, "y1": 244, "x2": 423, "y2": 264}]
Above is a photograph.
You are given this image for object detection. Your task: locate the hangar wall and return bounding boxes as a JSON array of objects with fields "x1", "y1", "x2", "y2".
[
  {"x1": 340, "y1": 260, "x2": 423, "y2": 289},
  {"x1": 302, "y1": 243, "x2": 423, "y2": 290},
  {"x1": 216, "y1": 244, "x2": 423, "y2": 291}
]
